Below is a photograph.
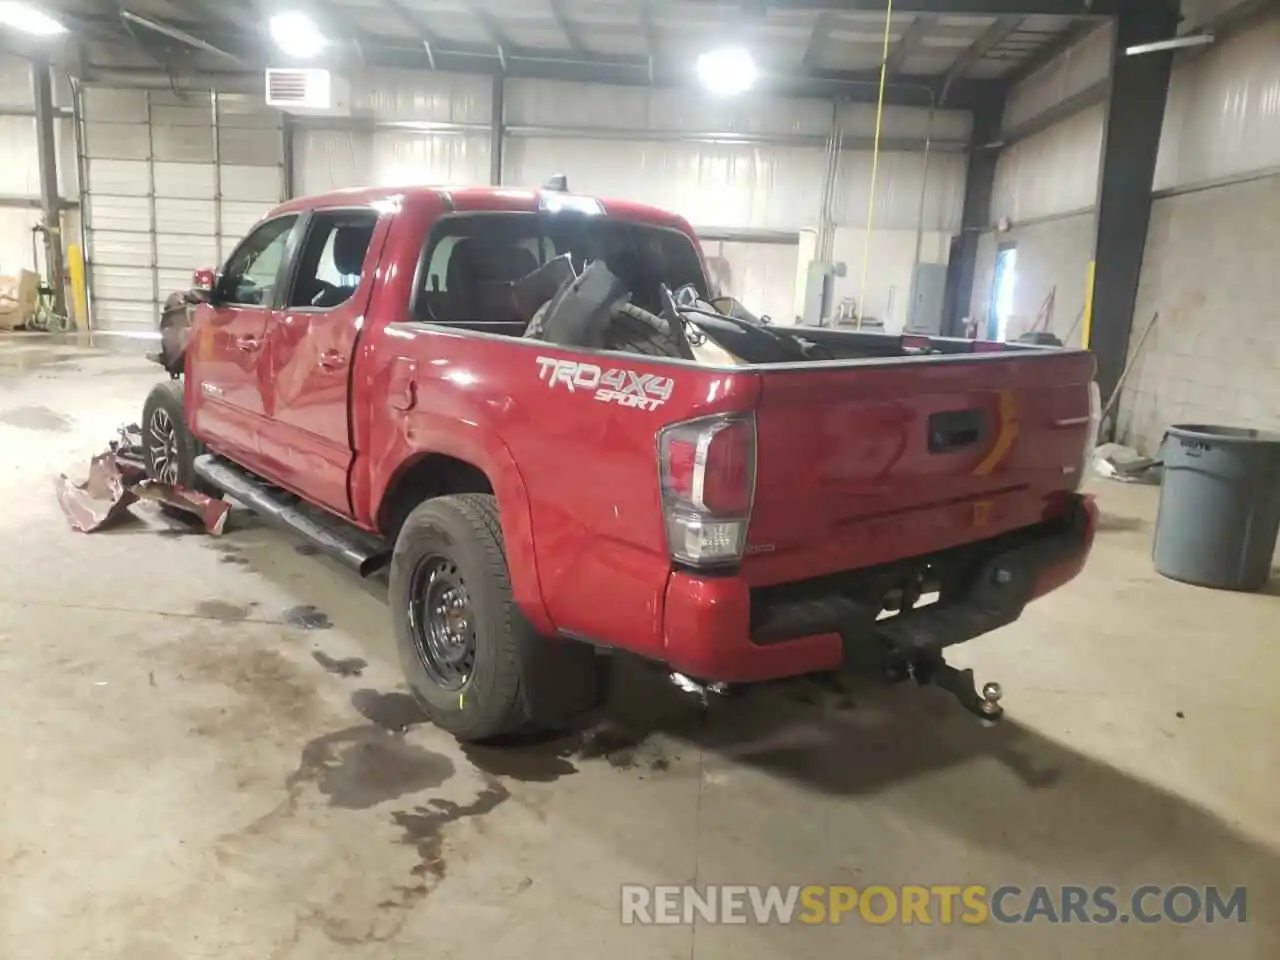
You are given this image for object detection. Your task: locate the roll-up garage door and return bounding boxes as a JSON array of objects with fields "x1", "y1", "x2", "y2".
[{"x1": 82, "y1": 88, "x2": 284, "y2": 334}]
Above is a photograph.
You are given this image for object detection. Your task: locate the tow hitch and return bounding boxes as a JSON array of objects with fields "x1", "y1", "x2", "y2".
[{"x1": 886, "y1": 652, "x2": 1004, "y2": 722}]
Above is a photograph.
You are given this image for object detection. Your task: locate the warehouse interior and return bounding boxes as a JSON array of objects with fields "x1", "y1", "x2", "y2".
[{"x1": 1, "y1": 0, "x2": 1279, "y2": 956}]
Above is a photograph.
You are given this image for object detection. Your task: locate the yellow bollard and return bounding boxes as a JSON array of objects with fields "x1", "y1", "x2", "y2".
[{"x1": 66, "y1": 243, "x2": 88, "y2": 330}]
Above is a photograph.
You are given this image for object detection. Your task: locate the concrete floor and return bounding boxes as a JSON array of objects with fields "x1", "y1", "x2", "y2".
[{"x1": 1, "y1": 332, "x2": 1278, "y2": 959}]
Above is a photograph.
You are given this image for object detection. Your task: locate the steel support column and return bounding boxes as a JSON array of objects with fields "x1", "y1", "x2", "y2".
[
  {"x1": 1090, "y1": 0, "x2": 1179, "y2": 415},
  {"x1": 490, "y1": 74, "x2": 504, "y2": 186},
  {"x1": 32, "y1": 59, "x2": 67, "y2": 318},
  {"x1": 943, "y1": 89, "x2": 1003, "y2": 336}
]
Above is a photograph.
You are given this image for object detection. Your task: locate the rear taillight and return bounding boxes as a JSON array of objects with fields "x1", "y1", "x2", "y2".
[{"x1": 658, "y1": 414, "x2": 757, "y2": 566}]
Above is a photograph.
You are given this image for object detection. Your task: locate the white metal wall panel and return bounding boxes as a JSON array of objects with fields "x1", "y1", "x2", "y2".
[
  {"x1": 86, "y1": 158, "x2": 149, "y2": 196},
  {"x1": 154, "y1": 161, "x2": 215, "y2": 198},
  {"x1": 1002, "y1": 22, "x2": 1114, "y2": 134},
  {"x1": 83, "y1": 87, "x2": 283, "y2": 331},
  {"x1": 84, "y1": 121, "x2": 150, "y2": 160},
  {"x1": 0, "y1": 116, "x2": 41, "y2": 197},
  {"x1": 0, "y1": 53, "x2": 32, "y2": 106},
  {"x1": 352, "y1": 69, "x2": 493, "y2": 123},
  {"x1": 86, "y1": 195, "x2": 150, "y2": 232},
  {"x1": 503, "y1": 137, "x2": 826, "y2": 230},
  {"x1": 990, "y1": 103, "x2": 1105, "y2": 223},
  {"x1": 837, "y1": 104, "x2": 973, "y2": 144},
  {"x1": 82, "y1": 87, "x2": 148, "y2": 122},
  {"x1": 832, "y1": 227, "x2": 953, "y2": 332},
  {"x1": 702, "y1": 240, "x2": 801, "y2": 324},
  {"x1": 830, "y1": 151, "x2": 966, "y2": 231},
  {"x1": 506, "y1": 78, "x2": 833, "y2": 136},
  {"x1": 293, "y1": 126, "x2": 490, "y2": 196},
  {"x1": 221, "y1": 165, "x2": 284, "y2": 202},
  {"x1": 1154, "y1": 14, "x2": 1280, "y2": 190},
  {"x1": 0, "y1": 208, "x2": 40, "y2": 275}
]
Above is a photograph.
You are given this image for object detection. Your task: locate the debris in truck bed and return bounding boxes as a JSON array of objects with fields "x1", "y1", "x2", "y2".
[{"x1": 55, "y1": 424, "x2": 230, "y2": 534}]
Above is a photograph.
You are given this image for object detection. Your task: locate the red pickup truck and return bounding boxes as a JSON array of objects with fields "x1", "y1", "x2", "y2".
[{"x1": 143, "y1": 183, "x2": 1100, "y2": 741}]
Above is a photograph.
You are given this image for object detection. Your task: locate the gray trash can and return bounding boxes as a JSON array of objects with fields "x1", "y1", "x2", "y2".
[{"x1": 1153, "y1": 425, "x2": 1280, "y2": 591}]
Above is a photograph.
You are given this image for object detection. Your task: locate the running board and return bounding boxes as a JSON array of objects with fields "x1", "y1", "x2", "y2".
[{"x1": 193, "y1": 454, "x2": 390, "y2": 577}]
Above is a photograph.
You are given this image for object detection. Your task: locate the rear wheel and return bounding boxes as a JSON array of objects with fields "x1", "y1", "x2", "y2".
[
  {"x1": 390, "y1": 494, "x2": 601, "y2": 742},
  {"x1": 142, "y1": 380, "x2": 204, "y2": 487}
]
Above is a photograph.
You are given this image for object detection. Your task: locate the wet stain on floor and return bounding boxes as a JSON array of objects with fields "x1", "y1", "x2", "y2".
[
  {"x1": 287, "y1": 725, "x2": 454, "y2": 811},
  {"x1": 283, "y1": 604, "x2": 333, "y2": 630},
  {"x1": 194, "y1": 599, "x2": 256, "y2": 622},
  {"x1": 1, "y1": 405, "x2": 72, "y2": 432},
  {"x1": 390, "y1": 779, "x2": 511, "y2": 887},
  {"x1": 461, "y1": 736, "x2": 580, "y2": 783},
  {"x1": 295, "y1": 543, "x2": 322, "y2": 557},
  {"x1": 210, "y1": 542, "x2": 253, "y2": 567},
  {"x1": 351, "y1": 689, "x2": 428, "y2": 732},
  {"x1": 460, "y1": 723, "x2": 663, "y2": 782},
  {"x1": 312, "y1": 650, "x2": 368, "y2": 678}
]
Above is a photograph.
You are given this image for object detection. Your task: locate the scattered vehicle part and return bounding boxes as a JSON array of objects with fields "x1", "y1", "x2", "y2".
[
  {"x1": 56, "y1": 424, "x2": 229, "y2": 535},
  {"x1": 55, "y1": 451, "x2": 142, "y2": 533}
]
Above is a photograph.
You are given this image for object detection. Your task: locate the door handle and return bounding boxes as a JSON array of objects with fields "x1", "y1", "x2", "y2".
[
  {"x1": 234, "y1": 335, "x2": 261, "y2": 352},
  {"x1": 318, "y1": 350, "x2": 347, "y2": 370}
]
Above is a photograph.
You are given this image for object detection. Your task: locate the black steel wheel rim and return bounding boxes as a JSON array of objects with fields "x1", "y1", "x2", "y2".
[
  {"x1": 147, "y1": 406, "x2": 180, "y2": 484},
  {"x1": 407, "y1": 555, "x2": 477, "y2": 692}
]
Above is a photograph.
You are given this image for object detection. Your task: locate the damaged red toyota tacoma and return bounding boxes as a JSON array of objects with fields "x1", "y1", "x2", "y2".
[{"x1": 143, "y1": 183, "x2": 1101, "y2": 742}]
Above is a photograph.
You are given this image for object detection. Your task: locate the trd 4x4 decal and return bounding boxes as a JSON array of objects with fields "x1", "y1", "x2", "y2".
[{"x1": 536, "y1": 357, "x2": 674, "y2": 411}]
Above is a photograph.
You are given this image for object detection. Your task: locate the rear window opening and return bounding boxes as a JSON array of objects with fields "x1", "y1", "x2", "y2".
[{"x1": 413, "y1": 212, "x2": 706, "y2": 332}]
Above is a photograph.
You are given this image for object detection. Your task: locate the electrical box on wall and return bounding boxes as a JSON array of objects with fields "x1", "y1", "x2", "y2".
[{"x1": 264, "y1": 68, "x2": 351, "y2": 116}]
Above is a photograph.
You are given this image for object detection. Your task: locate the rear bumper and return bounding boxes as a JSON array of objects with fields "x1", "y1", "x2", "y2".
[{"x1": 661, "y1": 494, "x2": 1098, "y2": 683}]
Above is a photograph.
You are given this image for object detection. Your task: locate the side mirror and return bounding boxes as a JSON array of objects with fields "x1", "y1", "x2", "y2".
[{"x1": 190, "y1": 267, "x2": 217, "y2": 303}]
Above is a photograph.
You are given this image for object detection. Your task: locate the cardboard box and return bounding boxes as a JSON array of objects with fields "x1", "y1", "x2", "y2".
[{"x1": 0, "y1": 270, "x2": 39, "y2": 330}]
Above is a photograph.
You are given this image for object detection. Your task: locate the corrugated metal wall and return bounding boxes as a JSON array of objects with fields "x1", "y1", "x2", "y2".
[
  {"x1": 82, "y1": 88, "x2": 284, "y2": 332},
  {"x1": 293, "y1": 69, "x2": 492, "y2": 195},
  {"x1": 970, "y1": 26, "x2": 1111, "y2": 336},
  {"x1": 1120, "y1": 10, "x2": 1280, "y2": 454},
  {"x1": 290, "y1": 70, "x2": 971, "y2": 327},
  {"x1": 0, "y1": 55, "x2": 77, "y2": 281}
]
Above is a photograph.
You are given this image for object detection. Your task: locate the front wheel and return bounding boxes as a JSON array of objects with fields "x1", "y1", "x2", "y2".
[
  {"x1": 390, "y1": 494, "x2": 601, "y2": 742},
  {"x1": 141, "y1": 379, "x2": 204, "y2": 487}
]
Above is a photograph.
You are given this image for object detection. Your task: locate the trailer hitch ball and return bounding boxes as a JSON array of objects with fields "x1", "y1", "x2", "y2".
[{"x1": 979, "y1": 681, "x2": 1004, "y2": 718}]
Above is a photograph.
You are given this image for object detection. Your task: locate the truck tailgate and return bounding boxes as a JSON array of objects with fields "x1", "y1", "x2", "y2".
[{"x1": 743, "y1": 350, "x2": 1096, "y2": 586}]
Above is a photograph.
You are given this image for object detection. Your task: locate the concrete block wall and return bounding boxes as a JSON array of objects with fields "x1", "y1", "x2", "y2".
[
  {"x1": 1117, "y1": 175, "x2": 1280, "y2": 455},
  {"x1": 969, "y1": 212, "x2": 1096, "y2": 345}
]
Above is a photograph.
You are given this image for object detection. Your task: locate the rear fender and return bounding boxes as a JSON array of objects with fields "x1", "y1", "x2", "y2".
[{"x1": 363, "y1": 413, "x2": 554, "y2": 635}]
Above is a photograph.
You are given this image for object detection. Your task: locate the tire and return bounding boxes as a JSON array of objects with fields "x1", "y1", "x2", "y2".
[
  {"x1": 390, "y1": 494, "x2": 600, "y2": 742},
  {"x1": 142, "y1": 380, "x2": 205, "y2": 488},
  {"x1": 608, "y1": 302, "x2": 686, "y2": 358}
]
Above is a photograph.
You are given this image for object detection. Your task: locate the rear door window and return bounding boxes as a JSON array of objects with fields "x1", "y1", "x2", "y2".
[{"x1": 287, "y1": 209, "x2": 380, "y2": 309}]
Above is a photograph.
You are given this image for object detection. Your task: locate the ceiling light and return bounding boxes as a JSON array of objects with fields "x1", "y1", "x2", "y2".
[
  {"x1": 696, "y1": 47, "x2": 758, "y2": 96},
  {"x1": 269, "y1": 11, "x2": 328, "y2": 59},
  {"x1": 0, "y1": 2, "x2": 67, "y2": 36},
  {"x1": 1126, "y1": 33, "x2": 1214, "y2": 56}
]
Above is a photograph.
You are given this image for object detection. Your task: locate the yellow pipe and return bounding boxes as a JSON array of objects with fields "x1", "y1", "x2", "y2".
[
  {"x1": 1081, "y1": 259, "x2": 1096, "y2": 348},
  {"x1": 67, "y1": 243, "x2": 87, "y2": 330},
  {"x1": 856, "y1": 0, "x2": 895, "y2": 330}
]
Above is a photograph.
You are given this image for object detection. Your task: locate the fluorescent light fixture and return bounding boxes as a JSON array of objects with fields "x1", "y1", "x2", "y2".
[
  {"x1": 1126, "y1": 33, "x2": 1214, "y2": 56},
  {"x1": 269, "y1": 10, "x2": 328, "y2": 59},
  {"x1": 696, "y1": 46, "x2": 758, "y2": 96},
  {"x1": 0, "y1": 2, "x2": 68, "y2": 36}
]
